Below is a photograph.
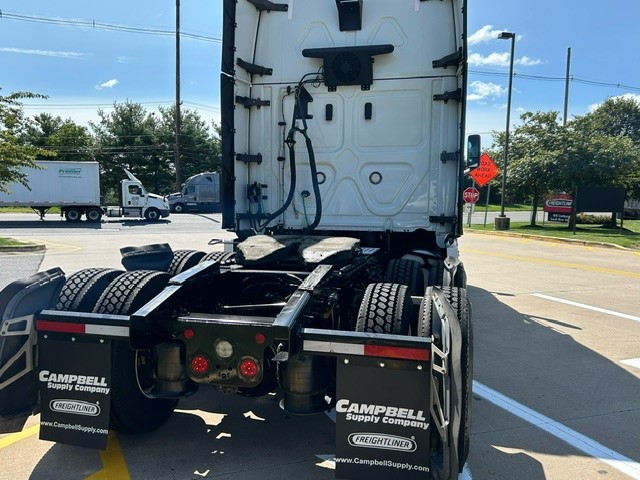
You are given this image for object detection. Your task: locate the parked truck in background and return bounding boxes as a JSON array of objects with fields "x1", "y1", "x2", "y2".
[
  {"x1": 624, "y1": 198, "x2": 640, "y2": 219},
  {"x1": 166, "y1": 172, "x2": 221, "y2": 213},
  {"x1": 0, "y1": 160, "x2": 170, "y2": 221},
  {"x1": 0, "y1": 2, "x2": 476, "y2": 479}
]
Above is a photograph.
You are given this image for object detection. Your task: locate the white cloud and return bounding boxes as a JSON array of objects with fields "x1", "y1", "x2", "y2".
[
  {"x1": 469, "y1": 52, "x2": 543, "y2": 68},
  {"x1": 468, "y1": 52, "x2": 510, "y2": 67},
  {"x1": 518, "y1": 56, "x2": 543, "y2": 67},
  {"x1": 468, "y1": 81, "x2": 506, "y2": 101},
  {"x1": 95, "y1": 79, "x2": 119, "y2": 90},
  {"x1": 468, "y1": 25, "x2": 505, "y2": 45},
  {"x1": 588, "y1": 93, "x2": 640, "y2": 112},
  {"x1": 116, "y1": 56, "x2": 136, "y2": 64},
  {"x1": 0, "y1": 47, "x2": 88, "y2": 59}
]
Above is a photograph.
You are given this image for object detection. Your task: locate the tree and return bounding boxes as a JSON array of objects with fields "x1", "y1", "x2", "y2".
[
  {"x1": 0, "y1": 92, "x2": 55, "y2": 193},
  {"x1": 492, "y1": 106, "x2": 640, "y2": 227},
  {"x1": 557, "y1": 124, "x2": 640, "y2": 225},
  {"x1": 23, "y1": 113, "x2": 94, "y2": 162},
  {"x1": 90, "y1": 102, "x2": 221, "y2": 199},
  {"x1": 570, "y1": 97, "x2": 640, "y2": 201},
  {"x1": 90, "y1": 102, "x2": 172, "y2": 201},
  {"x1": 157, "y1": 105, "x2": 221, "y2": 192},
  {"x1": 580, "y1": 96, "x2": 640, "y2": 144},
  {"x1": 492, "y1": 111, "x2": 563, "y2": 226}
]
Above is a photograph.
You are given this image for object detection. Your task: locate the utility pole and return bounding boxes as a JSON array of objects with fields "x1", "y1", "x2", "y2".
[
  {"x1": 563, "y1": 47, "x2": 571, "y2": 126},
  {"x1": 174, "y1": 0, "x2": 182, "y2": 191}
]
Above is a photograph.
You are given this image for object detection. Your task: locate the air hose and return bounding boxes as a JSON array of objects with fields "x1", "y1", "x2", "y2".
[{"x1": 259, "y1": 84, "x2": 322, "y2": 232}]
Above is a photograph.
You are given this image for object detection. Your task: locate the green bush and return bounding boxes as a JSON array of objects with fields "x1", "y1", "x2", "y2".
[{"x1": 576, "y1": 213, "x2": 615, "y2": 225}]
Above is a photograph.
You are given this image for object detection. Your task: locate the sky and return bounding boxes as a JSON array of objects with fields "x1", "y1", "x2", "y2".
[{"x1": 1, "y1": 0, "x2": 639, "y2": 149}]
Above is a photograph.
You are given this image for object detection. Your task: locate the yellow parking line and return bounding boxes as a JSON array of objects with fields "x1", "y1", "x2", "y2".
[
  {"x1": 0, "y1": 424, "x2": 39, "y2": 449},
  {"x1": 464, "y1": 248, "x2": 640, "y2": 279},
  {"x1": 86, "y1": 432, "x2": 131, "y2": 480},
  {"x1": 0, "y1": 426, "x2": 129, "y2": 479}
]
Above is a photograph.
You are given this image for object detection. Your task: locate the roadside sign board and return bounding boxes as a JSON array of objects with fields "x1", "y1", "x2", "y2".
[
  {"x1": 544, "y1": 194, "x2": 573, "y2": 214},
  {"x1": 463, "y1": 187, "x2": 480, "y2": 204},
  {"x1": 469, "y1": 153, "x2": 499, "y2": 187},
  {"x1": 544, "y1": 194, "x2": 573, "y2": 223}
]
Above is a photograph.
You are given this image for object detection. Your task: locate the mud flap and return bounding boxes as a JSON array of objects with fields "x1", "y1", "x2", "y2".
[
  {"x1": 335, "y1": 359, "x2": 431, "y2": 479},
  {"x1": 302, "y1": 329, "x2": 432, "y2": 480},
  {"x1": 0, "y1": 268, "x2": 65, "y2": 433},
  {"x1": 38, "y1": 335, "x2": 112, "y2": 450}
]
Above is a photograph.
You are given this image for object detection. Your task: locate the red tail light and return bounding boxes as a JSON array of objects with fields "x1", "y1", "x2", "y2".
[
  {"x1": 190, "y1": 355, "x2": 210, "y2": 375},
  {"x1": 239, "y1": 358, "x2": 259, "y2": 379}
]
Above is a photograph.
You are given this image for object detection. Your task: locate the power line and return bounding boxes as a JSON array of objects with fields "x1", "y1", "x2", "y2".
[
  {"x1": 20, "y1": 100, "x2": 220, "y2": 113},
  {"x1": 3, "y1": 11, "x2": 638, "y2": 93},
  {"x1": 470, "y1": 69, "x2": 640, "y2": 93},
  {"x1": 0, "y1": 10, "x2": 221, "y2": 43}
]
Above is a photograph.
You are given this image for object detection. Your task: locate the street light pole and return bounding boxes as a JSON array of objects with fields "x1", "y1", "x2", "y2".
[
  {"x1": 497, "y1": 31, "x2": 515, "y2": 230},
  {"x1": 174, "y1": 0, "x2": 182, "y2": 192}
]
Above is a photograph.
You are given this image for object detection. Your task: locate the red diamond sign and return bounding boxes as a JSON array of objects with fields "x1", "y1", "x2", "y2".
[{"x1": 470, "y1": 153, "x2": 499, "y2": 187}]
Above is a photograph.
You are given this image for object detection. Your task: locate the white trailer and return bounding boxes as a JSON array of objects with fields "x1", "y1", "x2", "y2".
[{"x1": 0, "y1": 161, "x2": 170, "y2": 222}]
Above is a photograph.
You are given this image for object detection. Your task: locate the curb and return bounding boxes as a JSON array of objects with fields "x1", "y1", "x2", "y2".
[
  {"x1": 0, "y1": 244, "x2": 47, "y2": 253},
  {"x1": 467, "y1": 229, "x2": 635, "y2": 251}
]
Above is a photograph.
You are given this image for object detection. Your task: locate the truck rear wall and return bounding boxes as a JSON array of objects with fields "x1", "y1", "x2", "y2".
[{"x1": 0, "y1": 161, "x2": 101, "y2": 207}]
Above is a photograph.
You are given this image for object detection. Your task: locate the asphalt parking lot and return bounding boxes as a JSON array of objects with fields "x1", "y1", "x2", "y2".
[{"x1": 0, "y1": 213, "x2": 639, "y2": 479}]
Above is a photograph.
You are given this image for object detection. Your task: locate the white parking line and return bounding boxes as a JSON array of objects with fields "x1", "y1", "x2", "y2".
[
  {"x1": 531, "y1": 293, "x2": 640, "y2": 324},
  {"x1": 474, "y1": 381, "x2": 640, "y2": 479},
  {"x1": 621, "y1": 358, "x2": 640, "y2": 370}
]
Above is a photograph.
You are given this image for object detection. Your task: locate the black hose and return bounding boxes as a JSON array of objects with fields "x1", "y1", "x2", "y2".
[
  {"x1": 302, "y1": 131, "x2": 322, "y2": 233},
  {"x1": 259, "y1": 132, "x2": 297, "y2": 230},
  {"x1": 259, "y1": 83, "x2": 322, "y2": 232}
]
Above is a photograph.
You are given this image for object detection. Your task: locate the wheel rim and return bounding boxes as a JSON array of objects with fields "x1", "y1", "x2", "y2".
[
  {"x1": 67, "y1": 209, "x2": 80, "y2": 221},
  {"x1": 87, "y1": 209, "x2": 101, "y2": 221}
]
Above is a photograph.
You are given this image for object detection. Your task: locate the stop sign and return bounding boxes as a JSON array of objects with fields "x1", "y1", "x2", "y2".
[{"x1": 463, "y1": 187, "x2": 480, "y2": 204}]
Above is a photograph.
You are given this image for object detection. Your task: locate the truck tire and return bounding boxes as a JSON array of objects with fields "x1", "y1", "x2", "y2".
[
  {"x1": 173, "y1": 203, "x2": 185, "y2": 214},
  {"x1": 64, "y1": 208, "x2": 82, "y2": 222},
  {"x1": 420, "y1": 286, "x2": 472, "y2": 472},
  {"x1": 144, "y1": 208, "x2": 161, "y2": 221},
  {"x1": 56, "y1": 268, "x2": 124, "y2": 312},
  {"x1": 355, "y1": 283, "x2": 411, "y2": 335},
  {"x1": 167, "y1": 249, "x2": 206, "y2": 276},
  {"x1": 427, "y1": 259, "x2": 445, "y2": 287},
  {"x1": 92, "y1": 270, "x2": 176, "y2": 433},
  {"x1": 384, "y1": 259, "x2": 424, "y2": 295},
  {"x1": 85, "y1": 207, "x2": 103, "y2": 222},
  {"x1": 199, "y1": 251, "x2": 236, "y2": 265}
]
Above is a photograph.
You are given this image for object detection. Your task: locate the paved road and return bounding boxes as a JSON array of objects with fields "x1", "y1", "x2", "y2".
[{"x1": 1, "y1": 213, "x2": 639, "y2": 480}]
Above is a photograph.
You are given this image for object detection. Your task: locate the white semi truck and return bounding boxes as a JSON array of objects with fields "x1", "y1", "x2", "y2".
[
  {"x1": 0, "y1": 160, "x2": 170, "y2": 221},
  {"x1": 0, "y1": 1, "x2": 477, "y2": 478}
]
